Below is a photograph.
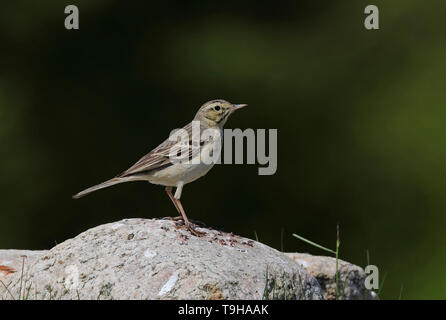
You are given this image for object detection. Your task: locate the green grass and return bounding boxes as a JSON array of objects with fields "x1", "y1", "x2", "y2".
[
  {"x1": 262, "y1": 266, "x2": 273, "y2": 300},
  {"x1": 365, "y1": 249, "x2": 390, "y2": 298},
  {"x1": 378, "y1": 272, "x2": 387, "y2": 296},
  {"x1": 293, "y1": 224, "x2": 342, "y2": 299},
  {"x1": 280, "y1": 227, "x2": 284, "y2": 252},
  {"x1": 254, "y1": 230, "x2": 259, "y2": 242},
  {"x1": 292, "y1": 233, "x2": 337, "y2": 255},
  {"x1": 399, "y1": 284, "x2": 404, "y2": 300}
]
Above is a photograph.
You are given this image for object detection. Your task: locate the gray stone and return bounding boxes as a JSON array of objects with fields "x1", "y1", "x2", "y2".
[
  {"x1": 0, "y1": 249, "x2": 48, "y2": 300},
  {"x1": 285, "y1": 252, "x2": 378, "y2": 300},
  {"x1": 0, "y1": 218, "x2": 323, "y2": 300},
  {"x1": 0, "y1": 249, "x2": 46, "y2": 276}
]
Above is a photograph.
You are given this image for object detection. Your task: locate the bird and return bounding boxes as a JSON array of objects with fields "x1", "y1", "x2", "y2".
[{"x1": 73, "y1": 99, "x2": 247, "y2": 236}]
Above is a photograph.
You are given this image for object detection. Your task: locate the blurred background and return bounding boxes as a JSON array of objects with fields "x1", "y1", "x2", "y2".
[{"x1": 1, "y1": 0, "x2": 445, "y2": 299}]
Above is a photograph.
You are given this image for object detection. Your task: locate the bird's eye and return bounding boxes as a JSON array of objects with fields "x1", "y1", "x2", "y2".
[{"x1": 214, "y1": 106, "x2": 221, "y2": 111}]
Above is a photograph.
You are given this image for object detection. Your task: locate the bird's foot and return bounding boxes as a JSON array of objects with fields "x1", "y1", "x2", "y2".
[
  {"x1": 173, "y1": 220, "x2": 206, "y2": 237},
  {"x1": 165, "y1": 216, "x2": 207, "y2": 227},
  {"x1": 186, "y1": 224, "x2": 206, "y2": 237}
]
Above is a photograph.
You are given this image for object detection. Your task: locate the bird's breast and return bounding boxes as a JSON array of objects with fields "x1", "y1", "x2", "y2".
[{"x1": 148, "y1": 139, "x2": 220, "y2": 186}]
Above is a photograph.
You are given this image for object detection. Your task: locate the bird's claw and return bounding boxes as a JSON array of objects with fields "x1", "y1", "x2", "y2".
[
  {"x1": 187, "y1": 225, "x2": 206, "y2": 237},
  {"x1": 173, "y1": 219, "x2": 206, "y2": 237}
]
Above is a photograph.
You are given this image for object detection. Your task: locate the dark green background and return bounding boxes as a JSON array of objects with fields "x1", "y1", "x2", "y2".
[{"x1": 1, "y1": 1, "x2": 445, "y2": 299}]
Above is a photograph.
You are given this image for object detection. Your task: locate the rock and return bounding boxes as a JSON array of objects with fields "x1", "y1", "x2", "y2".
[
  {"x1": 0, "y1": 249, "x2": 48, "y2": 300},
  {"x1": 0, "y1": 249, "x2": 47, "y2": 277},
  {"x1": 285, "y1": 253, "x2": 378, "y2": 300},
  {"x1": 0, "y1": 218, "x2": 323, "y2": 300}
]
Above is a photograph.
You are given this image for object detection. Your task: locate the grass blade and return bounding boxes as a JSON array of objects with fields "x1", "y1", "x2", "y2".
[
  {"x1": 378, "y1": 272, "x2": 387, "y2": 296},
  {"x1": 280, "y1": 228, "x2": 284, "y2": 252},
  {"x1": 292, "y1": 233, "x2": 336, "y2": 254},
  {"x1": 0, "y1": 280, "x2": 15, "y2": 300}
]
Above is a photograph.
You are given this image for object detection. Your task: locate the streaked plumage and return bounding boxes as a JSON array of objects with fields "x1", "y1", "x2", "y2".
[{"x1": 73, "y1": 99, "x2": 247, "y2": 236}]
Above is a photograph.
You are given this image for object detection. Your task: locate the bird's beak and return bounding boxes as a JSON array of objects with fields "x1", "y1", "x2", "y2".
[{"x1": 232, "y1": 104, "x2": 248, "y2": 110}]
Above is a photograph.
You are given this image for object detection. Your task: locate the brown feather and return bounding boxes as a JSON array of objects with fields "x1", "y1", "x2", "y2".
[{"x1": 118, "y1": 122, "x2": 206, "y2": 177}]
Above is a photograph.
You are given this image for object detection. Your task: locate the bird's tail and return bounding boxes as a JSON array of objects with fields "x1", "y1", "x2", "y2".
[{"x1": 72, "y1": 177, "x2": 136, "y2": 199}]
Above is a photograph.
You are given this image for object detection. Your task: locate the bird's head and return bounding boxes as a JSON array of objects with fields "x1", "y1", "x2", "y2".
[{"x1": 195, "y1": 99, "x2": 247, "y2": 127}]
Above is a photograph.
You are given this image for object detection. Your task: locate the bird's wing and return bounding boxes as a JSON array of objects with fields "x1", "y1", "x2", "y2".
[{"x1": 118, "y1": 122, "x2": 202, "y2": 177}]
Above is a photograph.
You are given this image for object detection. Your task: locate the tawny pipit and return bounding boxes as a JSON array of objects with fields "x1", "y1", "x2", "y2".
[{"x1": 73, "y1": 99, "x2": 247, "y2": 236}]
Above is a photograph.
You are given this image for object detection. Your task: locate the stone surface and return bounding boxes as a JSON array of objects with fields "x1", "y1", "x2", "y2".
[
  {"x1": 285, "y1": 253, "x2": 378, "y2": 300},
  {"x1": 0, "y1": 250, "x2": 47, "y2": 281},
  {"x1": 0, "y1": 218, "x2": 323, "y2": 300}
]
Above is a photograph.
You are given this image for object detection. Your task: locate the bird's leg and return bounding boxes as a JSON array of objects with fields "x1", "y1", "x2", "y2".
[
  {"x1": 173, "y1": 197, "x2": 190, "y2": 226},
  {"x1": 174, "y1": 198, "x2": 205, "y2": 237},
  {"x1": 172, "y1": 182, "x2": 190, "y2": 226},
  {"x1": 165, "y1": 187, "x2": 183, "y2": 221},
  {"x1": 166, "y1": 185, "x2": 199, "y2": 233},
  {"x1": 173, "y1": 182, "x2": 205, "y2": 237}
]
